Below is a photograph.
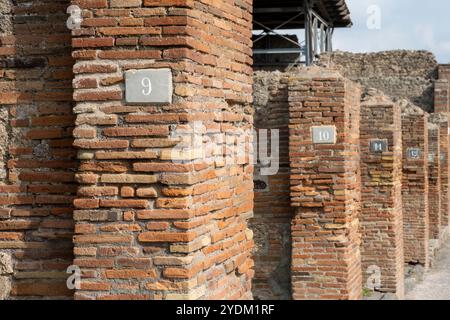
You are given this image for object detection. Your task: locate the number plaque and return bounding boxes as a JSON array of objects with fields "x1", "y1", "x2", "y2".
[
  {"x1": 429, "y1": 153, "x2": 435, "y2": 163},
  {"x1": 125, "y1": 68, "x2": 173, "y2": 104},
  {"x1": 407, "y1": 148, "x2": 421, "y2": 160},
  {"x1": 370, "y1": 140, "x2": 388, "y2": 153},
  {"x1": 312, "y1": 126, "x2": 336, "y2": 144}
]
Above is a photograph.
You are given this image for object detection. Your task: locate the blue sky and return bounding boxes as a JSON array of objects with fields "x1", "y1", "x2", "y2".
[{"x1": 334, "y1": 0, "x2": 450, "y2": 63}]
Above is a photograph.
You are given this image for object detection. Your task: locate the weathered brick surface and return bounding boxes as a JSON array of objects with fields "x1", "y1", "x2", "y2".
[
  {"x1": 71, "y1": 0, "x2": 254, "y2": 300},
  {"x1": 439, "y1": 65, "x2": 450, "y2": 84},
  {"x1": 0, "y1": 0, "x2": 76, "y2": 299},
  {"x1": 359, "y1": 91, "x2": 404, "y2": 298},
  {"x1": 431, "y1": 113, "x2": 450, "y2": 235},
  {"x1": 320, "y1": 51, "x2": 438, "y2": 112},
  {"x1": 1, "y1": 0, "x2": 449, "y2": 302},
  {"x1": 401, "y1": 101, "x2": 429, "y2": 267},
  {"x1": 434, "y1": 80, "x2": 449, "y2": 113},
  {"x1": 428, "y1": 122, "x2": 441, "y2": 240},
  {"x1": 289, "y1": 67, "x2": 362, "y2": 300},
  {"x1": 251, "y1": 72, "x2": 294, "y2": 300}
]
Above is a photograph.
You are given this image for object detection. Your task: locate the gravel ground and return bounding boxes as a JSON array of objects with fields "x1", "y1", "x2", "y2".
[{"x1": 406, "y1": 239, "x2": 450, "y2": 300}]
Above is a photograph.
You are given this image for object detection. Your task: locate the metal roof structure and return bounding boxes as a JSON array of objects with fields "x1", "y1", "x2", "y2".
[{"x1": 253, "y1": 0, "x2": 352, "y2": 66}]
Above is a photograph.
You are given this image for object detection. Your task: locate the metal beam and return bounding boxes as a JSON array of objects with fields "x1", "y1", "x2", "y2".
[
  {"x1": 253, "y1": 48, "x2": 305, "y2": 55},
  {"x1": 311, "y1": 9, "x2": 330, "y2": 28},
  {"x1": 304, "y1": 0, "x2": 313, "y2": 66},
  {"x1": 254, "y1": 7, "x2": 304, "y2": 14},
  {"x1": 252, "y1": 0, "x2": 337, "y2": 65},
  {"x1": 253, "y1": 11, "x2": 304, "y2": 44}
]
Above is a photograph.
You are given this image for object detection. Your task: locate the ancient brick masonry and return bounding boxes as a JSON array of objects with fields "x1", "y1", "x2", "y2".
[
  {"x1": 436, "y1": 65, "x2": 450, "y2": 235},
  {"x1": 439, "y1": 65, "x2": 450, "y2": 95},
  {"x1": 251, "y1": 72, "x2": 294, "y2": 300},
  {"x1": 70, "y1": 0, "x2": 254, "y2": 300},
  {"x1": 0, "y1": 0, "x2": 76, "y2": 299},
  {"x1": 431, "y1": 114, "x2": 450, "y2": 236},
  {"x1": 401, "y1": 102, "x2": 429, "y2": 267},
  {"x1": 289, "y1": 68, "x2": 362, "y2": 300},
  {"x1": 359, "y1": 91, "x2": 404, "y2": 299},
  {"x1": 434, "y1": 80, "x2": 449, "y2": 113},
  {"x1": 427, "y1": 122, "x2": 441, "y2": 241},
  {"x1": 319, "y1": 51, "x2": 438, "y2": 112}
]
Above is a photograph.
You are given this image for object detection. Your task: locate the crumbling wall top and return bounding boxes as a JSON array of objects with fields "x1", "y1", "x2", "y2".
[
  {"x1": 319, "y1": 50, "x2": 438, "y2": 79},
  {"x1": 361, "y1": 88, "x2": 394, "y2": 106}
]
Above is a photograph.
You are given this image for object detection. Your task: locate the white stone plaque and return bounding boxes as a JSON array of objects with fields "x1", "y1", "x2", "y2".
[
  {"x1": 125, "y1": 68, "x2": 173, "y2": 104},
  {"x1": 370, "y1": 139, "x2": 388, "y2": 153},
  {"x1": 429, "y1": 153, "x2": 435, "y2": 163},
  {"x1": 407, "y1": 148, "x2": 421, "y2": 160},
  {"x1": 312, "y1": 126, "x2": 336, "y2": 144}
]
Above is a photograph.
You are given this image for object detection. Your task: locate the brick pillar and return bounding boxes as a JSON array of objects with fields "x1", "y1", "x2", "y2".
[
  {"x1": 71, "y1": 0, "x2": 254, "y2": 300},
  {"x1": 427, "y1": 124, "x2": 441, "y2": 240},
  {"x1": 401, "y1": 102, "x2": 429, "y2": 267},
  {"x1": 439, "y1": 65, "x2": 450, "y2": 81},
  {"x1": 289, "y1": 68, "x2": 362, "y2": 300},
  {"x1": 432, "y1": 114, "x2": 450, "y2": 236},
  {"x1": 251, "y1": 72, "x2": 294, "y2": 300},
  {"x1": 359, "y1": 91, "x2": 404, "y2": 299},
  {"x1": 0, "y1": 0, "x2": 75, "y2": 299},
  {"x1": 434, "y1": 80, "x2": 449, "y2": 113}
]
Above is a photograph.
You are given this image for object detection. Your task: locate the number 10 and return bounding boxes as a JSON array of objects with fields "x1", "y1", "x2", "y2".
[{"x1": 319, "y1": 131, "x2": 330, "y2": 141}]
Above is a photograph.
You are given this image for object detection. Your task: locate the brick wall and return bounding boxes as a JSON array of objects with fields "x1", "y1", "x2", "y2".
[
  {"x1": 0, "y1": 0, "x2": 76, "y2": 299},
  {"x1": 319, "y1": 51, "x2": 438, "y2": 112},
  {"x1": 70, "y1": 0, "x2": 254, "y2": 300},
  {"x1": 427, "y1": 123, "x2": 441, "y2": 240},
  {"x1": 401, "y1": 102, "x2": 429, "y2": 267},
  {"x1": 434, "y1": 80, "x2": 449, "y2": 113},
  {"x1": 289, "y1": 67, "x2": 362, "y2": 300},
  {"x1": 432, "y1": 113, "x2": 450, "y2": 235},
  {"x1": 359, "y1": 91, "x2": 404, "y2": 298},
  {"x1": 436, "y1": 65, "x2": 450, "y2": 236},
  {"x1": 439, "y1": 65, "x2": 450, "y2": 83},
  {"x1": 251, "y1": 71, "x2": 294, "y2": 300}
]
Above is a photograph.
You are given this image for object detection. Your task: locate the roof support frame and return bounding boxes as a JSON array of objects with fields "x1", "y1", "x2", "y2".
[{"x1": 253, "y1": 0, "x2": 341, "y2": 67}]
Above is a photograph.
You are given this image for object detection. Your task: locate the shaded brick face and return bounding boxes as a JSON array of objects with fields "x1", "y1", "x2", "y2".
[
  {"x1": 436, "y1": 116, "x2": 450, "y2": 234},
  {"x1": 289, "y1": 69, "x2": 362, "y2": 300},
  {"x1": 359, "y1": 97, "x2": 404, "y2": 299},
  {"x1": 251, "y1": 73, "x2": 294, "y2": 300},
  {"x1": 402, "y1": 113, "x2": 429, "y2": 267},
  {"x1": 70, "y1": 0, "x2": 254, "y2": 300},
  {"x1": 439, "y1": 65, "x2": 450, "y2": 83},
  {"x1": 428, "y1": 127, "x2": 441, "y2": 240},
  {"x1": 434, "y1": 80, "x2": 449, "y2": 113},
  {"x1": 0, "y1": 0, "x2": 76, "y2": 299}
]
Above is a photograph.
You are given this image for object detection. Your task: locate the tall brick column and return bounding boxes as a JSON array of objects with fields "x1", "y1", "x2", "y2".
[
  {"x1": 401, "y1": 101, "x2": 429, "y2": 267},
  {"x1": 439, "y1": 65, "x2": 450, "y2": 87},
  {"x1": 0, "y1": 0, "x2": 76, "y2": 299},
  {"x1": 359, "y1": 91, "x2": 404, "y2": 299},
  {"x1": 431, "y1": 113, "x2": 450, "y2": 236},
  {"x1": 70, "y1": 0, "x2": 254, "y2": 300},
  {"x1": 435, "y1": 65, "x2": 450, "y2": 235},
  {"x1": 427, "y1": 123, "x2": 441, "y2": 240},
  {"x1": 289, "y1": 68, "x2": 362, "y2": 300},
  {"x1": 434, "y1": 79, "x2": 449, "y2": 113}
]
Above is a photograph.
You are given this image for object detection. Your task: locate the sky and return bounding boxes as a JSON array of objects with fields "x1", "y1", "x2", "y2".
[{"x1": 334, "y1": 0, "x2": 450, "y2": 63}]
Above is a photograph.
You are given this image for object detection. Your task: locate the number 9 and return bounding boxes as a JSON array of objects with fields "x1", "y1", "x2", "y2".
[{"x1": 141, "y1": 77, "x2": 152, "y2": 96}]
